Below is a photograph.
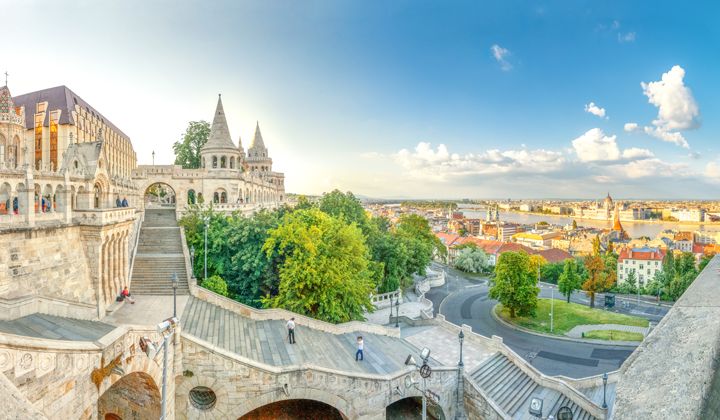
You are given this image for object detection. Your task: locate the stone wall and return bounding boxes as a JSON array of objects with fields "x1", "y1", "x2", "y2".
[
  {"x1": 177, "y1": 335, "x2": 459, "y2": 420},
  {"x1": 0, "y1": 224, "x2": 95, "y2": 319},
  {"x1": 464, "y1": 377, "x2": 509, "y2": 420},
  {"x1": 613, "y1": 255, "x2": 720, "y2": 419}
]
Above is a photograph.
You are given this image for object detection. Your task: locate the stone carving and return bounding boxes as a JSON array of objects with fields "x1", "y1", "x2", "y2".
[{"x1": 19, "y1": 353, "x2": 33, "y2": 369}]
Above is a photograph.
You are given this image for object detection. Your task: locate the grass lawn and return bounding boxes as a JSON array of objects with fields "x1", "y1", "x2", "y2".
[
  {"x1": 583, "y1": 330, "x2": 644, "y2": 341},
  {"x1": 495, "y1": 298, "x2": 649, "y2": 335}
]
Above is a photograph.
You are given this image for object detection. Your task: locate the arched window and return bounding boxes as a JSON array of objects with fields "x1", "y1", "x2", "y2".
[
  {"x1": 220, "y1": 156, "x2": 226, "y2": 168},
  {"x1": 230, "y1": 157, "x2": 235, "y2": 169},
  {"x1": 94, "y1": 183, "x2": 102, "y2": 209},
  {"x1": 212, "y1": 156, "x2": 218, "y2": 168},
  {"x1": 188, "y1": 189, "x2": 196, "y2": 205},
  {"x1": 201, "y1": 157, "x2": 205, "y2": 168},
  {"x1": 220, "y1": 192, "x2": 227, "y2": 203},
  {"x1": 213, "y1": 192, "x2": 219, "y2": 203}
]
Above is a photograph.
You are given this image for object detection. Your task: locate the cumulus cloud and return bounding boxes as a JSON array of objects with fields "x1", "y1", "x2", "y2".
[
  {"x1": 584, "y1": 102, "x2": 607, "y2": 118},
  {"x1": 624, "y1": 122, "x2": 639, "y2": 132},
  {"x1": 637, "y1": 65, "x2": 699, "y2": 148},
  {"x1": 393, "y1": 142, "x2": 564, "y2": 180},
  {"x1": 643, "y1": 126, "x2": 689, "y2": 148},
  {"x1": 490, "y1": 44, "x2": 513, "y2": 71},
  {"x1": 612, "y1": 158, "x2": 689, "y2": 179},
  {"x1": 572, "y1": 129, "x2": 619, "y2": 162},
  {"x1": 706, "y1": 161, "x2": 720, "y2": 181},
  {"x1": 642, "y1": 65, "x2": 700, "y2": 131},
  {"x1": 618, "y1": 32, "x2": 636, "y2": 43},
  {"x1": 572, "y1": 128, "x2": 654, "y2": 163}
]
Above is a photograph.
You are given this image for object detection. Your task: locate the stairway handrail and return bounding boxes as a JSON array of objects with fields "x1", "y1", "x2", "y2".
[{"x1": 127, "y1": 209, "x2": 145, "y2": 286}]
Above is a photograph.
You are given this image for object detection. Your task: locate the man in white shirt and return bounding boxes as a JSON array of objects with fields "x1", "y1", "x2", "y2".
[{"x1": 286, "y1": 317, "x2": 296, "y2": 344}]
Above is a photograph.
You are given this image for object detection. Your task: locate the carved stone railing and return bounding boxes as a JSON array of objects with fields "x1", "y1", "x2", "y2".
[
  {"x1": 73, "y1": 207, "x2": 136, "y2": 226},
  {"x1": 370, "y1": 289, "x2": 402, "y2": 309}
]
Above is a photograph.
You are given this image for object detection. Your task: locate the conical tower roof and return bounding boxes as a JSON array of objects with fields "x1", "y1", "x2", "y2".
[
  {"x1": 249, "y1": 121, "x2": 266, "y2": 151},
  {"x1": 0, "y1": 85, "x2": 14, "y2": 114},
  {"x1": 613, "y1": 206, "x2": 624, "y2": 231},
  {"x1": 202, "y1": 94, "x2": 236, "y2": 151}
]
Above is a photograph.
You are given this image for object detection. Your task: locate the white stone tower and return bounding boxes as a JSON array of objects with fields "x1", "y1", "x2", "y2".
[
  {"x1": 246, "y1": 121, "x2": 273, "y2": 174},
  {"x1": 200, "y1": 94, "x2": 241, "y2": 171}
]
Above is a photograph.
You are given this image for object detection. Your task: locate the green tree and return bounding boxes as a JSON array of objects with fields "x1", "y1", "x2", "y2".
[
  {"x1": 558, "y1": 259, "x2": 582, "y2": 303},
  {"x1": 539, "y1": 262, "x2": 564, "y2": 284},
  {"x1": 202, "y1": 275, "x2": 228, "y2": 297},
  {"x1": 662, "y1": 249, "x2": 676, "y2": 280},
  {"x1": 454, "y1": 246, "x2": 489, "y2": 274},
  {"x1": 674, "y1": 252, "x2": 697, "y2": 277},
  {"x1": 318, "y1": 190, "x2": 368, "y2": 229},
  {"x1": 395, "y1": 214, "x2": 444, "y2": 277},
  {"x1": 173, "y1": 121, "x2": 211, "y2": 169},
  {"x1": 529, "y1": 254, "x2": 548, "y2": 280},
  {"x1": 490, "y1": 252, "x2": 540, "y2": 318},
  {"x1": 262, "y1": 208, "x2": 375, "y2": 323},
  {"x1": 582, "y1": 255, "x2": 613, "y2": 308},
  {"x1": 699, "y1": 253, "x2": 715, "y2": 271},
  {"x1": 592, "y1": 235, "x2": 601, "y2": 256}
]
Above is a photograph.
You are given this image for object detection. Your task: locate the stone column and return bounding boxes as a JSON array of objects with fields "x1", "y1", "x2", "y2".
[
  {"x1": 23, "y1": 169, "x2": 35, "y2": 227},
  {"x1": 101, "y1": 240, "x2": 108, "y2": 307},
  {"x1": 112, "y1": 236, "x2": 118, "y2": 299}
]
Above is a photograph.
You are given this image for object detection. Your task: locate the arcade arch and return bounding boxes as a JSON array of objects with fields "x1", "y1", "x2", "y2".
[
  {"x1": 98, "y1": 371, "x2": 161, "y2": 420},
  {"x1": 144, "y1": 182, "x2": 176, "y2": 208}
]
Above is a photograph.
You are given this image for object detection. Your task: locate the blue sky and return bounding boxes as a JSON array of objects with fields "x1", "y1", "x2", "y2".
[{"x1": 3, "y1": 0, "x2": 719, "y2": 198}]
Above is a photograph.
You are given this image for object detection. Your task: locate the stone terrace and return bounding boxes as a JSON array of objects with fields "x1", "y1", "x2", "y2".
[{"x1": 181, "y1": 296, "x2": 434, "y2": 375}]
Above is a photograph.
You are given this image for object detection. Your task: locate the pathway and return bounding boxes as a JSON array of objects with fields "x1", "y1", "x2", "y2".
[
  {"x1": 566, "y1": 324, "x2": 649, "y2": 339},
  {"x1": 0, "y1": 313, "x2": 115, "y2": 341}
]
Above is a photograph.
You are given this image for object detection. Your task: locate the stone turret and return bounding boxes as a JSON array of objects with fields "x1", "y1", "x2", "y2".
[
  {"x1": 246, "y1": 121, "x2": 273, "y2": 173},
  {"x1": 200, "y1": 95, "x2": 241, "y2": 171}
]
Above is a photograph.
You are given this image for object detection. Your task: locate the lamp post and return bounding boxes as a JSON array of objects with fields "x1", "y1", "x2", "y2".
[
  {"x1": 395, "y1": 298, "x2": 400, "y2": 328},
  {"x1": 203, "y1": 216, "x2": 210, "y2": 280},
  {"x1": 550, "y1": 287, "x2": 554, "y2": 333},
  {"x1": 456, "y1": 330, "x2": 466, "y2": 419},
  {"x1": 157, "y1": 317, "x2": 178, "y2": 420},
  {"x1": 171, "y1": 273, "x2": 178, "y2": 318},
  {"x1": 405, "y1": 348, "x2": 432, "y2": 420},
  {"x1": 389, "y1": 294, "x2": 394, "y2": 325},
  {"x1": 152, "y1": 150, "x2": 155, "y2": 166},
  {"x1": 602, "y1": 372, "x2": 608, "y2": 409}
]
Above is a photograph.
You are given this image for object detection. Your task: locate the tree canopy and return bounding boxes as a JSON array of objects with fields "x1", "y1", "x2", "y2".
[
  {"x1": 558, "y1": 259, "x2": 582, "y2": 303},
  {"x1": 454, "y1": 245, "x2": 489, "y2": 274},
  {"x1": 490, "y1": 251, "x2": 540, "y2": 317},
  {"x1": 173, "y1": 121, "x2": 210, "y2": 169},
  {"x1": 262, "y1": 208, "x2": 375, "y2": 323},
  {"x1": 582, "y1": 255, "x2": 614, "y2": 307}
]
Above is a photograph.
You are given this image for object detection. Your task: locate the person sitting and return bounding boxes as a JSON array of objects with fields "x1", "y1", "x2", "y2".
[{"x1": 121, "y1": 286, "x2": 135, "y2": 304}]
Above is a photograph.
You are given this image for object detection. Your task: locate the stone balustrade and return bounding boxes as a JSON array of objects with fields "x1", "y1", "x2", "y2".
[
  {"x1": 370, "y1": 288, "x2": 402, "y2": 309},
  {"x1": 73, "y1": 207, "x2": 137, "y2": 226}
]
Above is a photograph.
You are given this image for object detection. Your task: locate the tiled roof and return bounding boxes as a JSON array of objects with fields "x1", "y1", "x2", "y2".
[
  {"x1": 618, "y1": 247, "x2": 665, "y2": 262},
  {"x1": 12, "y1": 85, "x2": 129, "y2": 139},
  {"x1": 674, "y1": 231, "x2": 693, "y2": 242},
  {"x1": 535, "y1": 248, "x2": 573, "y2": 263}
]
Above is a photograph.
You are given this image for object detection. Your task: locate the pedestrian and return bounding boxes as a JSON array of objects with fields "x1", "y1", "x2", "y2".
[
  {"x1": 286, "y1": 317, "x2": 296, "y2": 344},
  {"x1": 116, "y1": 197, "x2": 121, "y2": 207},
  {"x1": 121, "y1": 197, "x2": 128, "y2": 207},
  {"x1": 355, "y1": 336, "x2": 364, "y2": 361},
  {"x1": 121, "y1": 286, "x2": 135, "y2": 304}
]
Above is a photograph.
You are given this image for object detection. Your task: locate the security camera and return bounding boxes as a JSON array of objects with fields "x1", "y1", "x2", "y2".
[{"x1": 421, "y1": 347, "x2": 431, "y2": 361}]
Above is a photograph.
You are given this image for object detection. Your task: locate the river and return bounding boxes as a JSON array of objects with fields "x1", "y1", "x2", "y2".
[{"x1": 457, "y1": 205, "x2": 720, "y2": 239}]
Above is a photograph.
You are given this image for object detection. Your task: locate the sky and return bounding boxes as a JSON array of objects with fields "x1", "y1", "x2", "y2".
[{"x1": 3, "y1": 0, "x2": 720, "y2": 199}]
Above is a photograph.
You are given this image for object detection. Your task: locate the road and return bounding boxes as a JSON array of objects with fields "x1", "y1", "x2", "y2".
[{"x1": 425, "y1": 264, "x2": 671, "y2": 378}]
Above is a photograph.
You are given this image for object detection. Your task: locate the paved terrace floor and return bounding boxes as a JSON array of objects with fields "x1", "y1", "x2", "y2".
[
  {"x1": 181, "y1": 297, "x2": 436, "y2": 375},
  {"x1": 0, "y1": 313, "x2": 115, "y2": 341}
]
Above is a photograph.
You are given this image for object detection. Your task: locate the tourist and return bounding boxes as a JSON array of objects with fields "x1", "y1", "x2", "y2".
[
  {"x1": 121, "y1": 197, "x2": 128, "y2": 207},
  {"x1": 286, "y1": 317, "x2": 296, "y2": 344},
  {"x1": 356, "y1": 336, "x2": 364, "y2": 361},
  {"x1": 121, "y1": 286, "x2": 135, "y2": 304},
  {"x1": 116, "y1": 197, "x2": 121, "y2": 207}
]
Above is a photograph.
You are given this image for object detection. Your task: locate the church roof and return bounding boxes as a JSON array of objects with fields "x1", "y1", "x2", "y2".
[
  {"x1": 249, "y1": 121, "x2": 266, "y2": 151},
  {"x1": 202, "y1": 95, "x2": 237, "y2": 151},
  {"x1": 0, "y1": 85, "x2": 15, "y2": 114},
  {"x1": 11, "y1": 85, "x2": 129, "y2": 139}
]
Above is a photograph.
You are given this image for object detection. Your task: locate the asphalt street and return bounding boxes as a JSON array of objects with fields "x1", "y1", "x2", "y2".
[{"x1": 425, "y1": 264, "x2": 671, "y2": 378}]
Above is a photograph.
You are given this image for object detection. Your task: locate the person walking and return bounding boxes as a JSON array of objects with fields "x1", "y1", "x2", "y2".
[
  {"x1": 355, "y1": 336, "x2": 364, "y2": 361},
  {"x1": 286, "y1": 317, "x2": 296, "y2": 344}
]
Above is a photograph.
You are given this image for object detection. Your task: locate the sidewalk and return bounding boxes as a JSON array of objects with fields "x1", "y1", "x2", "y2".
[
  {"x1": 364, "y1": 301, "x2": 427, "y2": 325},
  {"x1": 103, "y1": 295, "x2": 189, "y2": 326},
  {"x1": 566, "y1": 323, "x2": 649, "y2": 339}
]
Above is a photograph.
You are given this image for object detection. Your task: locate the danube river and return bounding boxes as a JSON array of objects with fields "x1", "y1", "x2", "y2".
[{"x1": 458, "y1": 205, "x2": 720, "y2": 239}]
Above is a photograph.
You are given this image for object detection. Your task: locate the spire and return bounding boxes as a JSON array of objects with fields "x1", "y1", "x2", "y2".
[
  {"x1": 202, "y1": 94, "x2": 236, "y2": 150},
  {"x1": 0, "y1": 85, "x2": 14, "y2": 114},
  {"x1": 249, "y1": 121, "x2": 266, "y2": 151},
  {"x1": 613, "y1": 205, "x2": 624, "y2": 231}
]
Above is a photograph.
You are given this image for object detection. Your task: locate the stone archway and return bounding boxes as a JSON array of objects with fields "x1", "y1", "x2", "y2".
[
  {"x1": 98, "y1": 371, "x2": 161, "y2": 420},
  {"x1": 144, "y1": 182, "x2": 176, "y2": 209},
  {"x1": 386, "y1": 397, "x2": 446, "y2": 420},
  {"x1": 238, "y1": 399, "x2": 346, "y2": 420}
]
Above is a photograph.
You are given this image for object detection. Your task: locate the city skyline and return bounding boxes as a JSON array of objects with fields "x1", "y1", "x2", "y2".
[{"x1": 3, "y1": 0, "x2": 719, "y2": 198}]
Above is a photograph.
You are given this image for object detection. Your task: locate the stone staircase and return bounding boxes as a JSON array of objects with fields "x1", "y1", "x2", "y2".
[
  {"x1": 130, "y1": 209, "x2": 189, "y2": 295},
  {"x1": 469, "y1": 353, "x2": 597, "y2": 420}
]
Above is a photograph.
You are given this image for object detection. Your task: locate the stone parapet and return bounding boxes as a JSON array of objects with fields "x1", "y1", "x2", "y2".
[
  {"x1": 613, "y1": 255, "x2": 720, "y2": 419},
  {"x1": 73, "y1": 207, "x2": 137, "y2": 226}
]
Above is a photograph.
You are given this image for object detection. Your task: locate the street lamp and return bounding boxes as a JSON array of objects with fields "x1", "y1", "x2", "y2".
[
  {"x1": 389, "y1": 294, "x2": 394, "y2": 325},
  {"x1": 171, "y1": 273, "x2": 178, "y2": 318},
  {"x1": 395, "y1": 298, "x2": 400, "y2": 328},
  {"x1": 203, "y1": 216, "x2": 210, "y2": 280},
  {"x1": 190, "y1": 245, "x2": 195, "y2": 276},
  {"x1": 456, "y1": 330, "x2": 466, "y2": 419},
  {"x1": 152, "y1": 150, "x2": 155, "y2": 166},
  {"x1": 157, "y1": 317, "x2": 179, "y2": 420},
  {"x1": 602, "y1": 372, "x2": 608, "y2": 409},
  {"x1": 405, "y1": 347, "x2": 432, "y2": 420}
]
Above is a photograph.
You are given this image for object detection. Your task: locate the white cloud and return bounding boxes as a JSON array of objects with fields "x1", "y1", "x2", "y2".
[
  {"x1": 393, "y1": 142, "x2": 564, "y2": 181},
  {"x1": 490, "y1": 44, "x2": 513, "y2": 71},
  {"x1": 584, "y1": 102, "x2": 607, "y2": 118},
  {"x1": 705, "y1": 161, "x2": 720, "y2": 182},
  {"x1": 618, "y1": 32, "x2": 636, "y2": 43},
  {"x1": 642, "y1": 65, "x2": 700, "y2": 131},
  {"x1": 572, "y1": 128, "x2": 620, "y2": 162},
  {"x1": 624, "y1": 122, "x2": 639, "y2": 132},
  {"x1": 621, "y1": 147, "x2": 654, "y2": 160},
  {"x1": 613, "y1": 158, "x2": 689, "y2": 179},
  {"x1": 643, "y1": 126, "x2": 689, "y2": 148}
]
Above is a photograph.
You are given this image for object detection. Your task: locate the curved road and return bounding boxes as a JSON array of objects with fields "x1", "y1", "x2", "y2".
[{"x1": 426, "y1": 265, "x2": 670, "y2": 378}]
